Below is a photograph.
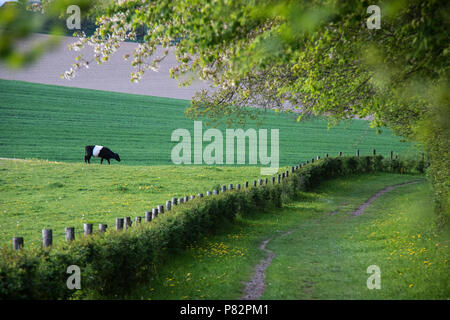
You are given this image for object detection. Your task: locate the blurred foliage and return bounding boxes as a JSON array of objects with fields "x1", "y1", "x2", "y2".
[{"x1": 0, "y1": 0, "x2": 102, "y2": 68}]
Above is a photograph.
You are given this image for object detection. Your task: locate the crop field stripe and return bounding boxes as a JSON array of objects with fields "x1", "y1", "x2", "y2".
[{"x1": 0, "y1": 79, "x2": 416, "y2": 165}]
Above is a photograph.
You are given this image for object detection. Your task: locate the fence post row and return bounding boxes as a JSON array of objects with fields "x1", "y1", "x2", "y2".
[{"x1": 12, "y1": 150, "x2": 404, "y2": 246}]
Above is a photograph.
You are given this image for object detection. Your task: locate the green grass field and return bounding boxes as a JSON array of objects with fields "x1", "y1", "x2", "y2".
[
  {"x1": 0, "y1": 159, "x2": 267, "y2": 246},
  {"x1": 0, "y1": 79, "x2": 417, "y2": 166},
  {"x1": 124, "y1": 173, "x2": 449, "y2": 300}
]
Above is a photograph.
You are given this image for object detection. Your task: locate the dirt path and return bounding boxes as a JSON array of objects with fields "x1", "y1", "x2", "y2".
[
  {"x1": 240, "y1": 179, "x2": 424, "y2": 300},
  {"x1": 240, "y1": 238, "x2": 275, "y2": 300},
  {"x1": 352, "y1": 180, "x2": 423, "y2": 216}
]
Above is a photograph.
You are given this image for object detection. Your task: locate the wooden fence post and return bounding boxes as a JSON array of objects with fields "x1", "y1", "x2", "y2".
[
  {"x1": 42, "y1": 229, "x2": 52, "y2": 247},
  {"x1": 253, "y1": 180, "x2": 257, "y2": 187},
  {"x1": 311, "y1": 158, "x2": 314, "y2": 163},
  {"x1": 339, "y1": 152, "x2": 342, "y2": 157},
  {"x1": 326, "y1": 153, "x2": 329, "y2": 158},
  {"x1": 116, "y1": 218, "x2": 124, "y2": 230},
  {"x1": 316, "y1": 156, "x2": 320, "y2": 160},
  {"x1": 145, "y1": 211, "x2": 152, "y2": 222},
  {"x1": 258, "y1": 179, "x2": 262, "y2": 185},
  {"x1": 178, "y1": 197, "x2": 184, "y2": 204},
  {"x1": 124, "y1": 217, "x2": 132, "y2": 230},
  {"x1": 198, "y1": 193, "x2": 204, "y2": 198},
  {"x1": 12, "y1": 237, "x2": 24, "y2": 250},
  {"x1": 152, "y1": 208, "x2": 158, "y2": 219},
  {"x1": 221, "y1": 185, "x2": 226, "y2": 193},
  {"x1": 184, "y1": 196, "x2": 189, "y2": 202},
  {"x1": 213, "y1": 189, "x2": 218, "y2": 195},
  {"x1": 172, "y1": 197, "x2": 178, "y2": 206},
  {"x1": 245, "y1": 181, "x2": 249, "y2": 188},
  {"x1": 373, "y1": 149, "x2": 376, "y2": 156},
  {"x1": 236, "y1": 184, "x2": 241, "y2": 190},
  {"x1": 272, "y1": 176, "x2": 276, "y2": 184},
  {"x1": 207, "y1": 191, "x2": 212, "y2": 196},
  {"x1": 265, "y1": 178, "x2": 268, "y2": 185},
  {"x1": 99, "y1": 224, "x2": 107, "y2": 232},
  {"x1": 134, "y1": 217, "x2": 141, "y2": 225},
  {"x1": 190, "y1": 195, "x2": 195, "y2": 200},
  {"x1": 65, "y1": 227, "x2": 75, "y2": 241},
  {"x1": 84, "y1": 223, "x2": 93, "y2": 235},
  {"x1": 356, "y1": 149, "x2": 360, "y2": 157},
  {"x1": 277, "y1": 174, "x2": 281, "y2": 183},
  {"x1": 228, "y1": 184, "x2": 233, "y2": 190},
  {"x1": 158, "y1": 205, "x2": 164, "y2": 214},
  {"x1": 166, "y1": 200, "x2": 171, "y2": 212}
]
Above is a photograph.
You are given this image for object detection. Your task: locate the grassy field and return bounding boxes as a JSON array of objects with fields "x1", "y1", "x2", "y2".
[
  {"x1": 0, "y1": 158, "x2": 269, "y2": 246},
  {"x1": 0, "y1": 79, "x2": 417, "y2": 165},
  {"x1": 122, "y1": 173, "x2": 449, "y2": 300}
]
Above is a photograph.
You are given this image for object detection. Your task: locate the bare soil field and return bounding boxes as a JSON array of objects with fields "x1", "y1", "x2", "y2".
[{"x1": 0, "y1": 33, "x2": 208, "y2": 100}]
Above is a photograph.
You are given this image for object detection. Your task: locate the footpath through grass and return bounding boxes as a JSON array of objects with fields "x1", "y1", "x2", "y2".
[{"x1": 126, "y1": 173, "x2": 448, "y2": 300}]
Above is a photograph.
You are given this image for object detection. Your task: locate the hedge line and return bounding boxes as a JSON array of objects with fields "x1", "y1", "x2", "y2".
[{"x1": 0, "y1": 155, "x2": 425, "y2": 299}]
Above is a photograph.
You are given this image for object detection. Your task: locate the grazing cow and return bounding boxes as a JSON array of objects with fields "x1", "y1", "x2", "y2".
[{"x1": 84, "y1": 145, "x2": 120, "y2": 164}]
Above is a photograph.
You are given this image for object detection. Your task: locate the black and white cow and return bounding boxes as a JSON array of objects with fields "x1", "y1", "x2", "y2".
[{"x1": 84, "y1": 145, "x2": 121, "y2": 164}]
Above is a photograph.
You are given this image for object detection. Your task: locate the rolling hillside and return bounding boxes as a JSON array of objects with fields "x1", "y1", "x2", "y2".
[{"x1": 0, "y1": 79, "x2": 416, "y2": 166}]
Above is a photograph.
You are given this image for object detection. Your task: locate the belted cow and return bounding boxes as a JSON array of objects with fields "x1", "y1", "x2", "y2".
[{"x1": 84, "y1": 145, "x2": 121, "y2": 164}]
